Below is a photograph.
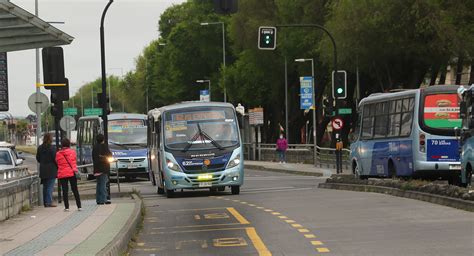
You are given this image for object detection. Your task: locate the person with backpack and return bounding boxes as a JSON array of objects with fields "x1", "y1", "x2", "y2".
[
  {"x1": 92, "y1": 134, "x2": 112, "y2": 205},
  {"x1": 56, "y1": 138, "x2": 82, "y2": 211}
]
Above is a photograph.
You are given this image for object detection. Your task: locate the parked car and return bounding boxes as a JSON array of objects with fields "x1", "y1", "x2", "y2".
[
  {"x1": 0, "y1": 147, "x2": 23, "y2": 169},
  {"x1": 0, "y1": 141, "x2": 25, "y2": 160}
]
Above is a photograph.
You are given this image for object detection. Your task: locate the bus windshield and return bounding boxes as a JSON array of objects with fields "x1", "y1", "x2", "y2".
[
  {"x1": 422, "y1": 93, "x2": 461, "y2": 129},
  {"x1": 108, "y1": 119, "x2": 147, "y2": 145},
  {"x1": 164, "y1": 107, "x2": 239, "y2": 150}
]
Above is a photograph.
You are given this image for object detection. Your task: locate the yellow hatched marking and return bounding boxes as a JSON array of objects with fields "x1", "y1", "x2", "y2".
[
  {"x1": 271, "y1": 212, "x2": 281, "y2": 215},
  {"x1": 311, "y1": 241, "x2": 323, "y2": 245},
  {"x1": 246, "y1": 227, "x2": 272, "y2": 256},
  {"x1": 278, "y1": 216, "x2": 288, "y2": 219},
  {"x1": 227, "y1": 207, "x2": 250, "y2": 224},
  {"x1": 204, "y1": 213, "x2": 230, "y2": 219},
  {"x1": 291, "y1": 224, "x2": 303, "y2": 228},
  {"x1": 298, "y1": 229, "x2": 310, "y2": 233},
  {"x1": 304, "y1": 234, "x2": 316, "y2": 238},
  {"x1": 316, "y1": 248, "x2": 330, "y2": 253},
  {"x1": 285, "y1": 220, "x2": 295, "y2": 223},
  {"x1": 176, "y1": 240, "x2": 208, "y2": 249}
]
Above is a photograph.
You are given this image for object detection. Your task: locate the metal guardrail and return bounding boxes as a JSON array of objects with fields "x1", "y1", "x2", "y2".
[
  {"x1": 243, "y1": 142, "x2": 351, "y2": 170},
  {"x1": 0, "y1": 166, "x2": 30, "y2": 183}
]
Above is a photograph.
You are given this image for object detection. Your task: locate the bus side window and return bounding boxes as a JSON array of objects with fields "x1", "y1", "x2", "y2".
[
  {"x1": 92, "y1": 120, "x2": 99, "y2": 145},
  {"x1": 78, "y1": 121, "x2": 83, "y2": 146},
  {"x1": 156, "y1": 118, "x2": 161, "y2": 147}
]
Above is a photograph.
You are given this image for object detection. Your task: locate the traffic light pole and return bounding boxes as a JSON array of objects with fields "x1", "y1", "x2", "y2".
[
  {"x1": 100, "y1": 0, "x2": 113, "y2": 144},
  {"x1": 276, "y1": 24, "x2": 338, "y2": 167}
]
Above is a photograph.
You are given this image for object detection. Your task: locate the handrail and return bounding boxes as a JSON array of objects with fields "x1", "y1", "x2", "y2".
[{"x1": 0, "y1": 166, "x2": 31, "y2": 183}]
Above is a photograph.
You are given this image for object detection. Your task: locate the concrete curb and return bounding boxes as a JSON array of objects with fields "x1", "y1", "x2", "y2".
[
  {"x1": 245, "y1": 164, "x2": 323, "y2": 177},
  {"x1": 98, "y1": 193, "x2": 143, "y2": 256},
  {"x1": 318, "y1": 182, "x2": 474, "y2": 212}
]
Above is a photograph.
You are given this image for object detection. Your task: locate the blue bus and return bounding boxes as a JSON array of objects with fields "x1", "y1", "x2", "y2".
[
  {"x1": 147, "y1": 102, "x2": 244, "y2": 198},
  {"x1": 350, "y1": 85, "x2": 462, "y2": 183},
  {"x1": 77, "y1": 113, "x2": 149, "y2": 180},
  {"x1": 459, "y1": 85, "x2": 473, "y2": 187}
]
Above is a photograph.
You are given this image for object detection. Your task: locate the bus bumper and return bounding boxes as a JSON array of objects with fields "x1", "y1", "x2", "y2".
[
  {"x1": 164, "y1": 165, "x2": 244, "y2": 190},
  {"x1": 110, "y1": 158, "x2": 149, "y2": 178},
  {"x1": 414, "y1": 161, "x2": 461, "y2": 179}
]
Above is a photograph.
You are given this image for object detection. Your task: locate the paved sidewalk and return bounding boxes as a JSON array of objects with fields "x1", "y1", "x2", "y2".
[
  {"x1": 244, "y1": 160, "x2": 349, "y2": 177},
  {"x1": 0, "y1": 182, "x2": 142, "y2": 256}
]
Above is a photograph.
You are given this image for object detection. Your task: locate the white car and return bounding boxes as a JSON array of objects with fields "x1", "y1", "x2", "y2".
[{"x1": 0, "y1": 147, "x2": 23, "y2": 170}]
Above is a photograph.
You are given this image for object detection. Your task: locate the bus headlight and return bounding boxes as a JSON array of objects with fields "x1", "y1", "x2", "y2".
[
  {"x1": 226, "y1": 154, "x2": 241, "y2": 169},
  {"x1": 107, "y1": 157, "x2": 116, "y2": 163},
  {"x1": 166, "y1": 158, "x2": 182, "y2": 172}
]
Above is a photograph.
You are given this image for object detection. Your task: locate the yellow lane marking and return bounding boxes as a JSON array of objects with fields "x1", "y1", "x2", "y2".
[
  {"x1": 304, "y1": 234, "x2": 316, "y2": 238},
  {"x1": 227, "y1": 207, "x2": 250, "y2": 224},
  {"x1": 152, "y1": 222, "x2": 243, "y2": 230},
  {"x1": 278, "y1": 216, "x2": 288, "y2": 219},
  {"x1": 232, "y1": 200, "x2": 240, "y2": 202},
  {"x1": 298, "y1": 229, "x2": 310, "y2": 233},
  {"x1": 246, "y1": 227, "x2": 272, "y2": 256},
  {"x1": 215, "y1": 196, "x2": 223, "y2": 199},
  {"x1": 248, "y1": 204, "x2": 256, "y2": 206},
  {"x1": 264, "y1": 209, "x2": 273, "y2": 212},
  {"x1": 204, "y1": 213, "x2": 230, "y2": 219},
  {"x1": 137, "y1": 243, "x2": 145, "y2": 246},
  {"x1": 257, "y1": 207, "x2": 265, "y2": 209},
  {"x1": 224, "y1": 198, "x2": 230, "y2": 200},
  {"x1": 151, "y1": 227, "x2": 246, "y2": 234},
  {"x1": 271, "y1": 212, "x2": 281, "y2": 215},
  {"x1": 213, "y1": 237, "x2": 248, "y2": 247},
  {"x1": 241, "y1": 202, "x2": 248, "y2": 204},
  {"x1": 316, "y1": 248, "x2": 330, "y2": 253},
  {"x1": 291, "y1": 224, "x2": 303, "y2": 228},
  {"x1": 154, "y1": 207, "x2": 226, "y2": 212},
  {"x1": 285, "y1": 220, "x2": 296, "y2": 223},
  {"x1": 311, "y1": 241, "x2": 323, "y2": 245}
]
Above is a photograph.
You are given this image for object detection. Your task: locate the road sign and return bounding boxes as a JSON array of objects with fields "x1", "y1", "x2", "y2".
[
  {"x1": 27, "y1": 92, "x2": 49, "y2": 113},
  {"x1": 249, "y1": 107, "x2": 264, "y2": 125},
  {"x1": 331, "y1": 117, "x2": 344, "y2": 130},
  {"x1": 60, "y1": 115, "x2": 76, "y2": 132},
  {"x1": 300, "y1": 76, "x2": 313, "y2": 110},
  {"x1": 84, "y1": 108, "x2": 102, "y2": 116},
  {"x1": 200, "y1": 90, "x2": 210, "y2": 102},
  {"x1": 338, "y1": 108, "x2": 352, "y2": 114},
  {"x1": 0, "y1": 52, "x2": 8, "y2": 111},
  {"x1": 63, "y1": 107, "x2": 78, "y2": 116}
]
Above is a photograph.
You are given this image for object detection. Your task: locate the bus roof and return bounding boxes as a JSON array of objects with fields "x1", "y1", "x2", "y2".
[{"x1": 148, "y1": 101, "x2": 235, "y2": 118}]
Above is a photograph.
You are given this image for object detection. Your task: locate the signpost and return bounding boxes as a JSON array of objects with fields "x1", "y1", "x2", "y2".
[
  {"x1": 60, "y1": 115, "x2": 76, "y2": 140},
  {"x1": 0, "y1": 52, "x2": 8, "y2": 111},
  {"x1": 63, "y1": 107, "x2": 78, "y2": 116},
  {"x1": 338, "y1": 108, "x2": 352, "y2": 115},
  {"x1": 200, "y1": 90, "x2": 210, "y2": 102},
  {"x1": 84, "y1": 108, "x2": 102, "y2": 116},
  {"x1": 331, "y1": 117, "x2": 344, "y2": 131},
  {"x1": 28, "y1": 92, "x2": 49, "y2": 113},
  {"x1": 299, "y1": 76, "x2": 313, "y2": 110}
]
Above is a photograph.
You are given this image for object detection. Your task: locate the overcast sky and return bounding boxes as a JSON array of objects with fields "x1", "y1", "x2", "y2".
[{"x1": 7, "y1": 0, "x2": 185, "y2": 117}]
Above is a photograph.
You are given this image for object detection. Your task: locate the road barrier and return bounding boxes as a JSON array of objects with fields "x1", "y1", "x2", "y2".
[{"x1": 243, "y1": 143, "x2": 351, "y2": 170}]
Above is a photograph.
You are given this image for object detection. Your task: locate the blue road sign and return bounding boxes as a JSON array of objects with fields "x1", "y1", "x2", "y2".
[
  {"x1": 200, "y1": 90, "x2": 210, "y2": 102},
  {"x1": 300, "y1": 76, "x2": 313, "y2": 110}
]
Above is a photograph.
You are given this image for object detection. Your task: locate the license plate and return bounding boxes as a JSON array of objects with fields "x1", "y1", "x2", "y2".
[
  {"x1": 449, "y1": 164, "x2": 461, "y2": 170},
  {"x1": 127, "y1": 164, "x2": 139, "y2": 169},
  {"x1": 198, "y1": 182, "x2": 212, "y2": 187}
]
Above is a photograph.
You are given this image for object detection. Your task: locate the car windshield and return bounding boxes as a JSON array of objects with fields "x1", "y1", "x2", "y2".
[
  {"x1": 0, "y1": 151, "x2": 12, "y2": 165},
  {"x1": 164, "y1": 107, "x2": 239, "y2": 150},
  {"x1": 422, "y1": 93, "x2": 461, "y2": 129},
  {"x1": 108, "y1": 119, "x2": 147, "y2": 145}
]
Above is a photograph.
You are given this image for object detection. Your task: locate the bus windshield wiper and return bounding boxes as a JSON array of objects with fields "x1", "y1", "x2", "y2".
[
  {"x1": 182, "y1": 123, "x2": 224, "y2": 152},
  {"x1": 109, "y1": 141, "x2": 128, "y2": 149}
]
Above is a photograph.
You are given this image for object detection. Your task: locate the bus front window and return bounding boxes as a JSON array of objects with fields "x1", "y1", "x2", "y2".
[{"x1": 108, "y1": 120, "x2": 147, "y2": 145}]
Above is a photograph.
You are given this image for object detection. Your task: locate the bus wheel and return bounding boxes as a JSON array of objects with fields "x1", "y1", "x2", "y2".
[
  {"x1": 388, "y1": 161, "x2": 396, "y2": 179},
  {"x1": 448, "y1": 171, "x2": 461, "y2": 186},
  {"x1": 462, "y1": 166, "x2": 472, "y2": 188},
  {"x1": 218, "y1": 187, "x2": 225, "y2": 192},
  {"x1": 231, "y1": 186, "x2": 240, "y2": 195}
]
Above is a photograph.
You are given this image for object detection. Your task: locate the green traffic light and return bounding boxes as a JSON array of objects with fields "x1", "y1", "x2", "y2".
[{"x1": 337, "y1": 88, "x2": 343, "y2": 94}]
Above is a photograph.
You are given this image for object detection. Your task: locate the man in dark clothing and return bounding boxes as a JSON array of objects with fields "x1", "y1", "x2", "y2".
[
  {"x1": 36, "y1": 133, "x2": 58, "y2": 207},
  {"x1": 92, "y1": 134, "x2": 112, "y2": 205}
]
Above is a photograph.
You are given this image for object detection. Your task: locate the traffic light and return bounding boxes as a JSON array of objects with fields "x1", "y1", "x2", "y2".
[
  {"x1": 97, "y1": 92, "x2": 111, "y2": 115},
  {"x1": 50, "y1": 102, "x2": 63, "y2": 117},
  {"x1": 332, "y1": 70, "x2": 347, "y2": 99},
  {"x1": 214, "y1": 0, "x2": 238, "y2": 14},
  {"x1": 42, "y1": 47, "x2": 65, "y2": 89},
  {"x1": 50, "y1": 78, "x2": 69, "y2": 103},
  {"x1": 258, "y1": 26, "x2": 277, "y2": 50}
]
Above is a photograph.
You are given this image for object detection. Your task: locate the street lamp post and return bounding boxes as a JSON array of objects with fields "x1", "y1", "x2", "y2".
[
  {"x1": 200, "y1": 22, "x2": 226, "y2": 102},
  {"x1": 295, "y1": 58, "x2": 317, "y2": 164},
  {"x1": 196, "y1": 80, "x2": 211, "y2": 101}
]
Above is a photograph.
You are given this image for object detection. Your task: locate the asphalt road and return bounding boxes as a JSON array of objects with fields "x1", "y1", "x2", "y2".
[{"x1": 130, "y1": 169, "x2": 474, "y2": 256}]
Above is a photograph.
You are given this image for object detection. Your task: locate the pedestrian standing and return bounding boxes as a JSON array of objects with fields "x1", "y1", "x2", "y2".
[
  {"x1": 92, "y1": 134, "x2": 112, "y2": 205},
  {"x1": 56, "y1": 138, "x2": 82, "y2": 211},
  {"x1": 36, "y1": 133, "x2": 58, "y2": 207},
  {"x1": 276, "y1": 133, "x2": 288, "y2": 163}
]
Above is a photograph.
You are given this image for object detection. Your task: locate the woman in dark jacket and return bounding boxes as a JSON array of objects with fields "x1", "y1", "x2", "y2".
[
  {"x1": 92, "y1": 134, "x2": 112, "y2": 205},
  {"x1": 36, "y1": 133, "x2": 58, "y2": 207}
]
